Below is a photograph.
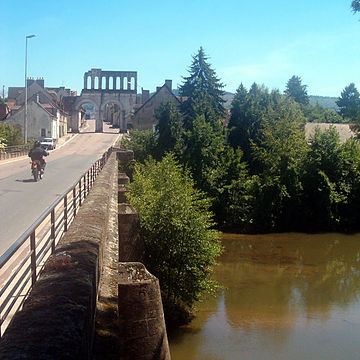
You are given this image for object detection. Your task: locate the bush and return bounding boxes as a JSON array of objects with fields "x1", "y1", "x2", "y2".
[
  {"x1": 0, "y1": 123, "x2": 23, "y2": 146},
  {"x1": 119, "y1": 129, "x2": 158, "y2": 163},
  {"x1": 127, "y1": 154, "x2": 223, "y2": 327}
]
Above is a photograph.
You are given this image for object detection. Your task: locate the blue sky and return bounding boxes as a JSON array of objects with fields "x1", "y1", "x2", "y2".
[{"x1": 1, "y1": 0, "x2": 359, "y2": 97}]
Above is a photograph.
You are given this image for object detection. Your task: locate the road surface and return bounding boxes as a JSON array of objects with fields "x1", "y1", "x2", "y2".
[{"x1": 0, "y1": 120, "x2": 120, "y2": 256}]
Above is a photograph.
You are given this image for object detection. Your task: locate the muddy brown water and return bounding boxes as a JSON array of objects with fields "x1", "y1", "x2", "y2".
[{"x1": 169, "y1": 232, "x2": 360, "y2": 360}]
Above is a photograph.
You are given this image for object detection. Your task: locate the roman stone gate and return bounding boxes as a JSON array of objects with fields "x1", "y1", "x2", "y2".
[{"x1": 71, "y1": 69, "x2": 137, "y2": 133}]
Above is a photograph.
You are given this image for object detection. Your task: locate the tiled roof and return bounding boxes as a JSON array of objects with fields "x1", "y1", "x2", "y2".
[{"x1": 305, "y1": 123, "x2": 355, "y2": 143}]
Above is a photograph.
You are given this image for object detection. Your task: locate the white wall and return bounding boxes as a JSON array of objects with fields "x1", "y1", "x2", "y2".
[{"x1": 4, "y1": 102, "x2": 56, "y2": 139}]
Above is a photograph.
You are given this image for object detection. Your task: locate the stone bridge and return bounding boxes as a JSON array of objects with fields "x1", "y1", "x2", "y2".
[
  {"x1": 0, "y1": 149, "x2": 171, "y2": 360},
  {"x1": 69, "y1": 69, "x2": 138, "y2": 133}
]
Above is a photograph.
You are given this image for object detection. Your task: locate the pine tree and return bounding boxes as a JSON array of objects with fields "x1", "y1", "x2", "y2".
[
  {"x1": 284, "y1": 75, "x2": 309, "y2": 105},
  {"x1": 336, "y1": 83, "x2": 360, "y2": 121},
  {"x1": 228, "y1": 83, "x2": 277, "y2": 169},
  {"x1": 352, "y1": 0, "x2": 360, "y2": 13},
  {"x1": 179, "y1": 47, "x2": 225, "y2": 129}
]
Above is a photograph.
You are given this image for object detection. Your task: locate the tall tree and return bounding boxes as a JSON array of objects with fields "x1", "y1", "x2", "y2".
[
  {"x1": 352, "y1": 0, "x2": 360, "y2": 13},
  {"x1": 228, "y1": 83, "x2": 279, "y2": 169},
  {"x1": 336, "y1": 83, "x2": 360, "y2": 121},
  {"x1": 179, "y1": 47, "x2": 225, "y2": 129},
  {"x1": 284, "y1": 75, "x2": 309, "y2": 105},
  {"x1": 250, "y1": 97, "x2": 308, "y2": 231},
  {"x1": 155, "y1": 102, "x2": 184, "y2": 158}
]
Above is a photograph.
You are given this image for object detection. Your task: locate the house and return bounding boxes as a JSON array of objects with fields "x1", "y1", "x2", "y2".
[
  {"x1": 4, "y1": 93, "x2": 67, "y2": 139},
  {"x1": 131, "y1": 80, "x2": 181, "y2": 130},
  {"x1": 4, "y1": 78, "x2": 72, "y2": 139}
]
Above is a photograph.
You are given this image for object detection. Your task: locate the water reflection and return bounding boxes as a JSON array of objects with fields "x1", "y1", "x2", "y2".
[{"x1": 169, "y1": 232, "x2": 360, "y2": 360}]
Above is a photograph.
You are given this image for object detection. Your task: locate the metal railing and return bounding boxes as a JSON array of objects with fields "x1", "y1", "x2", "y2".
[
  {"x1": 0, "y1": 144, "x2": 33, "y2": 160},
  {"x1": 0, "y1": 146, "x2": 113, "y2": 337}
]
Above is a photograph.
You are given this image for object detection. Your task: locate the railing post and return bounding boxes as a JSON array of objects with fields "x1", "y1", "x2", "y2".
[
  {"x1": 30, "y1": 232, "x2": 37, "y2": 286},
  {"x1": 73, "y1": 187, "x2": 77, "y2": 217},
  {"x1": 79, "y1": 178, "x2": 82, "y2": 206},
  {"x1": 51, "y1": 209, "x2": 55, "y2": 253},
  {"x1": 87, "y1": 171, "x2": 90, "y2": 195},
  {"x1": 83, "y1": 175, "x2": 87, "y2": 199},
  {"x1": 64, "y1": 196, "x2": 68, "y2": 232}
]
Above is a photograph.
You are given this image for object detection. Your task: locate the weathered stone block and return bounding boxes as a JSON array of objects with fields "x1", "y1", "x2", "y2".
[
  {"x1": 118, "y1": 263, "x2": 171, "y2": 360},
  {"x1": 114, "y1": 148, "x2": 134, "y2": 163},
  {"x1": 118, "y1": 172, "x2": 130, "y2": 185},
  {"x1": 118, "y1": 184, "x2": 129, "y2": 203},
  {"x1": 118, "y1": 204, "x2": 143, "y2": 262}
]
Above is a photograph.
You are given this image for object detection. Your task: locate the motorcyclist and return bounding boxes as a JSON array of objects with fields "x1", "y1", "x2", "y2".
[{"x1": 28, "y1": 140, "x2": 49, "y2": 173}]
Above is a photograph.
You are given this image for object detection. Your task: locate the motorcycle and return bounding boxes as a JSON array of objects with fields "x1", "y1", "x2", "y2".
[{"x1": 31, "y1": 160, "x2": 43, "y2": 182}]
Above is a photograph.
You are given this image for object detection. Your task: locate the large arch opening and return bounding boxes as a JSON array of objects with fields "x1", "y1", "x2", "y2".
[
  {"x1": 74, "y1": 99, "x2": 100, "y2": 133},
  {"x1": 102, "y1": 101, "x2": 121, "y2": 128}
]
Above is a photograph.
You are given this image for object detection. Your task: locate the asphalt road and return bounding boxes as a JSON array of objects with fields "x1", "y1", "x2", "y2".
[{"x1": 0, "y1": 120, "x2": 121, "y2": 256}]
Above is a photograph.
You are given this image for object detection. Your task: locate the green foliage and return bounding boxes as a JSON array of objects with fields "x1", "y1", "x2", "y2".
[
  {"x1": 124, "y1": 48, "x2": 360, "y2": 237},
  {"x1": 284, "y1": 75, "x2": 309, "y2": 105},
  {"x1": 336, "y1": 83, "x2": 360, "y2": 122},
  {"x1": 119, "y1": 129, "x2": 158, "y2": 163},
  {"x1": 0, "y1": 123, "x2": 24, "y2": 146},
  {"x1": 127, "y1": 154, "x2": 223, "y2": 326},
  {"x1": 300, "y1": 127, "x2": 360, "y2": 231},
  {"x1": 302, "y1": 103, "x2": 344, "y2": 123},
  {"x1": 155, "y1": 102, "x2": 184, "y2": 158},
  {"x1": 228, "y1": 84, "x2": 283, "y2": 169},
  {"x1": 179, "y1": 47, "x2": 225, "y2": 129},
  {"x1": 249, "y1": 98, "x2": 308, "y2": 231},
  {"x1": 0, "y1": 137, "x2": 5, "y2": 152}
]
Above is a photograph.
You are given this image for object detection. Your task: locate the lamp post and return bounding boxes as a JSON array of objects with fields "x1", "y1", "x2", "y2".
[{"x1": 24, "y1": 34, "x2": 35, "y2": 144}]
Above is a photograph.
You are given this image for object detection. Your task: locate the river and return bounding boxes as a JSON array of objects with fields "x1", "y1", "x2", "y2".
[{"x1": 168, "y1": 232, "x2": 360, "y2": 359}]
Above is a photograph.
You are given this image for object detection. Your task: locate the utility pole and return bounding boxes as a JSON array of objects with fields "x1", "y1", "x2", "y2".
[{"x1": 24, "y1": 34, "x2": 36, "y2": 144}]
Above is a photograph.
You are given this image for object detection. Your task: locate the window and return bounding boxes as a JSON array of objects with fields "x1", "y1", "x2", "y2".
[{"x1": 41, "y1": 128, "x2": 46, "y2": 137}]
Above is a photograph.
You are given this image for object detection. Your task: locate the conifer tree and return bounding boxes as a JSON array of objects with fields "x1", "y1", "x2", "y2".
[
  {"x1": 352, "y1": 0, "x2": 360, "y2": 13},
  {"x1": 284, "y1": 75, "x2": 309, "y2": 105},
  {"x1": 336, "y1": 83, "x2": 360, "y2": 121},
  {"x1": 179, "y1": 47, "x2": 225, "y2": 129}
]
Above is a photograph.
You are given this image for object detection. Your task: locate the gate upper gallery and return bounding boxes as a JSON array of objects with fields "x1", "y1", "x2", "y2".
[{"x1": 71, "y1": 69, "x2": 137, "y2": 133}]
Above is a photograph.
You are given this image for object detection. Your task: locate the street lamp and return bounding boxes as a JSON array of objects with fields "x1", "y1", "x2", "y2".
[{"x1": 24, "y1": 34, "x2": 36, "y2": 144}]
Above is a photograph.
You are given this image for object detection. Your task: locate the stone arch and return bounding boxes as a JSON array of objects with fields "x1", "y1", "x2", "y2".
[
  {"x1": 74, "y1": 97, "x2": 102, "y2": 132},
  {"x1": 101, "y1": 99, "x2": 123, "y2": 129}
]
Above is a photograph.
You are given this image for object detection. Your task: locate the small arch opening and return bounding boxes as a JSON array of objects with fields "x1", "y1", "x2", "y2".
[
  {"x1": 103, "y1": 102, "x2": 121, "y2": 127},
  {"x1": 101, "y1": 76, "x2": 106, "y2": 90},
  {"x1": 130, "y1": 77, "x2": 135, "y2": 90}
]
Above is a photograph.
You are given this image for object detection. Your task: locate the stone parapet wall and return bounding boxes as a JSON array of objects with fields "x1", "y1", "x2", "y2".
[{"x1": 0, "y1": 152, "x2": 119, "y2": 360}]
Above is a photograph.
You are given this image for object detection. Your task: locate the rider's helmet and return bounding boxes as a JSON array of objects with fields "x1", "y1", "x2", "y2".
[{"x1": 34, "y1": 140, "x2": 41, "y2": 147}]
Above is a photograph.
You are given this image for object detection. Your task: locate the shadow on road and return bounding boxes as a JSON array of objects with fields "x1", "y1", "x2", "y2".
[{"x1": 16, "y1": 179, "x2": 37, "y2": 183}]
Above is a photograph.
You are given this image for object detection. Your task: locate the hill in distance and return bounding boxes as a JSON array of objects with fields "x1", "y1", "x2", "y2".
[
  {"x1": 309, "y1": 96, "x2": 338, "y2": 111},
  {"x1": 172, "y1": 89, "x2": 339, "y2": 111}
]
